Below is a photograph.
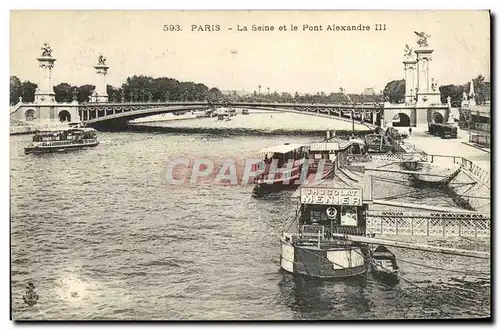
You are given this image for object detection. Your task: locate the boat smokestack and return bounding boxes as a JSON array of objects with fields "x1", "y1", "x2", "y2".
[{"x1": 326, "y1": 131, "x2": 331, "y2": 140}]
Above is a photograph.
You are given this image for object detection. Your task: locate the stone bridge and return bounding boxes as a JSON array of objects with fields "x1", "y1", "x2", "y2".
[{"x1": 78, "y1": 101, "x2": 383, "y2": 129}]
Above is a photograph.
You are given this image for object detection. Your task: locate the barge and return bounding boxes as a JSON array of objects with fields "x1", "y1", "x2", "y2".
[{"x1": 280, "y1": 162, "x2": 374, "y2": 278}]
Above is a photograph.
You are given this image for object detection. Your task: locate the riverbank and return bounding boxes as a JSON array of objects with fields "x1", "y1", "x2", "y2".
[
  {"x1": 405, "y1": 126, "x2": 490, "y2": 172},
  {"x1": 126, "y1": 124, "x2": 373, "y2": 137},
  {"x1": 10, "y1": 125, "x2": 35, "y2": 136},
  {"x1": 404, "y1": 126, "x2": 490, "y2": 213},
  {"x1": 130, "y1": 111, "x2": 373, "y2": 134}
]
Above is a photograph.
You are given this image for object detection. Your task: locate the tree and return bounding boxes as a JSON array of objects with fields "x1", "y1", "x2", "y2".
[
  {"x1": 21, "y1": 81, "x2": 38, "y2": 103},
  {"x1": 10, "y1": 76, "x2": 22, "y2": 105},
  {"x1": 439, "y1": 84, "x2": 464, "y2": 107},
  {"x1": 206, "y1": 87, "x2": 223, "y2": 102},
  {"x1": 53, "y1": 83, "x2": 74, "y2": 102},
  {"x1": 78, "y1": 84, "x2": 95, "y2": 103},
  {"x1": 107, "y1": 85, "x2": 122, "y2": 102},
  {"x1": 382, "y1": 79, "x2": 405, "y2": 104},
  {"x1": 472, "y1": 74, "x2": 489, "y2": 105}
]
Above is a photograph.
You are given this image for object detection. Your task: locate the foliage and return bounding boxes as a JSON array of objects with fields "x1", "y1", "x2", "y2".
[
  {"x1": 382, "y1": 79, "x2": 405, "y2": 104},
  {"x1": 439, "y1": 84, "x2": 465, "y2": 107},
  {"x1": 77, "y1": 84, "x2": 96, "y2": 103},
  {"x1": 120, "y1": 75, "x2": 214, "y2": 102},
  {"x1": 53, "y1": 83, "x2": 74, "y2": 102},
  {"x1": 10, "y1": 76, "x2": 38, "y2": 105},
  {"x1": 380, "y1": 74, "x2": 490, "y2": 107},
  {"x1": 472, "y1": 74, "x2": 490, "y2": 105}
]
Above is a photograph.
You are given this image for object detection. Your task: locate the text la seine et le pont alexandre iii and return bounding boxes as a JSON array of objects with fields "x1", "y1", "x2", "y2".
[{"x1": 163, "y1": 24, "x2": 387, "y2": 32}]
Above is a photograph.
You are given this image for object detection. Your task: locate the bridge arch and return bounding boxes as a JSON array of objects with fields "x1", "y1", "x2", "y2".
[
  {"x1": 433, "y1": 112, "x2": 444, "y2": 124},
  {"x1": 58, "y1": 110, "x2": 72, "y2": 122},
  {"x1": 82, "y1": 102, "x2": 379, "y2": 129},
  {"x1": 392, "y1": 113, "x2": 411, "y2": 127},
  {"x1": 24, "y1": 109, "x2": 36, "y2": 121}
]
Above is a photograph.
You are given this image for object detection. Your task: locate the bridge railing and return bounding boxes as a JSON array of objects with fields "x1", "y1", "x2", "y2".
[{"x1": 366, "y1": 211, "x2": 490, "y2": 238}]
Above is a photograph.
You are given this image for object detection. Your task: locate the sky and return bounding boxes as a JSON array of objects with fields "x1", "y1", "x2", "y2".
[{"x1": 10, "y1": 10, "x2": 490, "y2": 94}]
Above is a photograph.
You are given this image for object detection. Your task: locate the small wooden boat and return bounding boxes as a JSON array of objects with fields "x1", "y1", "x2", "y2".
[{"x1": 370, "y1": 245, "x2": 399, "y2": 284}]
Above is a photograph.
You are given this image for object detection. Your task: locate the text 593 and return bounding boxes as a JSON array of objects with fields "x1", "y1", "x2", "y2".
[{"x1": 163, "y1": 25, "x2": 182, "y2": 31}]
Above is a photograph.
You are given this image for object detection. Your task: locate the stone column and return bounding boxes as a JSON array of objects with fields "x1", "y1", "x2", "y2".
[
  {"x1": 415, "y1": 47, "x2": 440, "y2": 105},
  {"x1": 34, "y1": 44, "x2": 57, "y2": 104},
  {"x1": 403, "y1": 59, "x2": 417, "y2": 105},
  {"x1": 94, "y1": 55, "x2": 109, "y2": 103}
]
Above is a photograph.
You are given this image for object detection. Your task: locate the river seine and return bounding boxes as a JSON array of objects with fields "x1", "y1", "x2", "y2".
[{"x1": 10, "y1": 113, "x2": 490, "y2": 320}]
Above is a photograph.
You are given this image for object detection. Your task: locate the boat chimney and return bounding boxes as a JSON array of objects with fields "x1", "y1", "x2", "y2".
[{"x1": 326, "y1": 131, "x2": 331, "y2": 140}]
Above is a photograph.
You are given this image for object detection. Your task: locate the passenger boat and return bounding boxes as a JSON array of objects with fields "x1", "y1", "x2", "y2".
[
  {"x1": 217, "y1": 113, "x2": 229, "y2": 120},
  {"x1": 24, "y1": 126, "x2": 99, "y2": 154},
  {"x1": 252, "y1": 137, "x2": 366, "y2": 196},
  {"x1": 252, "y1": 143, "x2": 307, "y2": 195},
  {"x1": 281, "y1": 164, "x2": 374, "y2": 278},
  {"x1": 216, "y1": 108, "x2": 231, "y2": 120},
  {"x1": 370, "y1": 245, "x2": 399, "y2": 284}
]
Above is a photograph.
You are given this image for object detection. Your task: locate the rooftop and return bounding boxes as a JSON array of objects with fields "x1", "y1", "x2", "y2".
[{"x1": 257, "y1": 143, "x2": 305, "y2": 154}]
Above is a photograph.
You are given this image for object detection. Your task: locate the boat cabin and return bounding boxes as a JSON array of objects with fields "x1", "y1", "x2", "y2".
[
  {"x1": 290, "y1": 167, "x2": 373, "y2": 238},
  {"x1": 257, "y1": 143, "x2": 307, "y2": 168},
  {"x1": 32, "y1": 127, "x2": 97, "y2": 143},
  {"x1": 306, "y1": 138, "x2": 366, "y2": 180},
  {"x1": 252, "y1": 143, "x2": 307, "y2": 186}
]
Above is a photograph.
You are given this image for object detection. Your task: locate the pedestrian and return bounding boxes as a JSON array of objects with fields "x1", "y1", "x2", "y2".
[{"x1": 409, "y1": 127, "x2": 412, "y2": 136}]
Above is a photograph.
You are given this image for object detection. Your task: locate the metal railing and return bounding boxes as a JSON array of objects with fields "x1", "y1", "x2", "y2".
[
  {"x1": 331, "y1": 226, "x2": 366, "y2": 236},
  {"x1": 301, "y1": 225, "x2": 325, "y2": 238},
  {"x1": 422, "y1": 153, "x2": 490, "y2": 188},
  {"x1": 366, "y1": 211, "x2": 490, "y2": 238},
  {"x1": 347, "y1": 150, "x2": 490, "y2": 188}
]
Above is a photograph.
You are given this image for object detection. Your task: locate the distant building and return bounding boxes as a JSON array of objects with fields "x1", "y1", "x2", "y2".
[{"x1": 363, "y1": 87, "x2": 376, "y2": 96}]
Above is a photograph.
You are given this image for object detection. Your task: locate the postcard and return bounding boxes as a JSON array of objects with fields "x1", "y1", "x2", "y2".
[{"x1": 10, "y1": 10, "x2": 491, "y2": 321}]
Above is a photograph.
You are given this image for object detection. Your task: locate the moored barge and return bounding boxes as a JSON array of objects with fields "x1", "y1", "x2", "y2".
[{"x1": 280, "y1": 164, "x2": 374, "y2": 278}]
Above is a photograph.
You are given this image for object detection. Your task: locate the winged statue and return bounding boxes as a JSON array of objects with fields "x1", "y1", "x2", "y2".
[
  {"x1": 414, "y1": 31, "x2": 431, "y2": 47},
  {"x1": 41, "y1": 43, "x2": 52, "y2": 57},
  {"x1": 97, "y1": 54, "x2": 107, "y2": 66},
  {"x1": 404, "y1": 44, "x2": 413, "y2": 59}
]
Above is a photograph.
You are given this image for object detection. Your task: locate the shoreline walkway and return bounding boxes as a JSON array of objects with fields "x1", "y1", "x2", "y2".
[{"x1": 402, "y1": 126, "x2": 490, "y2": 173}]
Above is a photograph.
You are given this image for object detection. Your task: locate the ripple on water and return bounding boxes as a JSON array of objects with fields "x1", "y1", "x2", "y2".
[{"x1": 10, "y1": 130, "x2": 490, "y2": 320}]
